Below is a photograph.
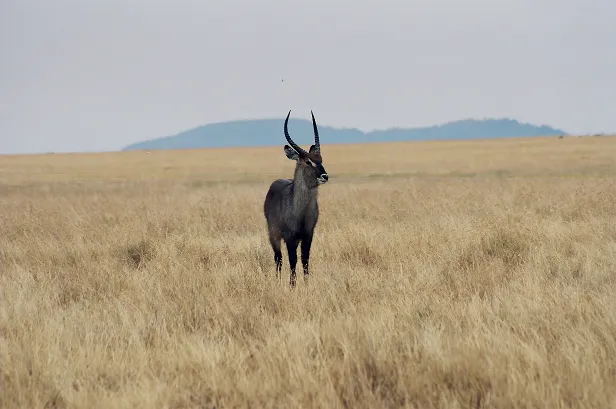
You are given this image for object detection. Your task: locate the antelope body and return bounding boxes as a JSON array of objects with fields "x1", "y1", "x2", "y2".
[{"x1": 263, "y1": 110, "x2": 329, "y2": 288}]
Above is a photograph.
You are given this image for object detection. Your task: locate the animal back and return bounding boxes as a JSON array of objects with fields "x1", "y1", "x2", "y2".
[{"x1": 264, "y1": 179, "x2": 293, "y2": 220}]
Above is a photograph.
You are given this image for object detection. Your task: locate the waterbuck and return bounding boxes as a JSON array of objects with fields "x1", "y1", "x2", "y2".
[{"x1": 263, "y1": 110, "x2": 329, "y2": 288}]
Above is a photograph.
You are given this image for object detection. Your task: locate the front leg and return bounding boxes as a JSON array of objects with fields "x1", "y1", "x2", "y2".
[
  {"x1": 285, "y1": 238, "x2": 300, "y2": 288},
  {"x1": 301, "y1": 231, "x2": 314, "y2": 283}
]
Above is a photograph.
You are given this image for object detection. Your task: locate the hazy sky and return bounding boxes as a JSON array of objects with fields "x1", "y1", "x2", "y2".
[{"x1": 1, "y1": 0, "x2": 614, "y2": 154}]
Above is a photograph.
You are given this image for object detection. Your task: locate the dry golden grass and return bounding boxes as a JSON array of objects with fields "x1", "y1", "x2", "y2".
[{"x1": 1, "y1": 135, "x2": 616, "y2": 408}]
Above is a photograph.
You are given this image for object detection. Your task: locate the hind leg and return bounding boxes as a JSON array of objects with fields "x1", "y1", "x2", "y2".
[{"x1": 269, "y1": 235, "x2": 282, "y2": 280}]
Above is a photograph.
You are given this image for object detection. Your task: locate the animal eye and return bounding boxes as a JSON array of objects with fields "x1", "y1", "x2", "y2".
[{"x1": 305, "y1": 161, "x2": 312, "y2": 166}]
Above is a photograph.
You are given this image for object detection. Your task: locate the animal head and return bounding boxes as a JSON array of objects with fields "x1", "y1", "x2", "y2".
[{"x1": 283, "y1": 110, "x2": 329, "y2": 188}]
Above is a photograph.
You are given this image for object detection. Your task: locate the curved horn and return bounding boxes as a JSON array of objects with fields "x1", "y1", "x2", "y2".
[
  {"x1": 311, "y1": 110, "x2": 320, "y2": 153},
  {"x1": 284, "y1": 110, "x2": 308, "y2": 156}
]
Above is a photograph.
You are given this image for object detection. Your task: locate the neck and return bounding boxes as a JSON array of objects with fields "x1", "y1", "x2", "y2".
[{"x1": 292, "y1": 168, "x2": 318, "y2": 216}]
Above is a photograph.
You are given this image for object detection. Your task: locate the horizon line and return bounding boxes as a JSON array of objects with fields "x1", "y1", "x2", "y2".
[{"x1": 5, "y1": 133, "x2": 613, "y2": 157}]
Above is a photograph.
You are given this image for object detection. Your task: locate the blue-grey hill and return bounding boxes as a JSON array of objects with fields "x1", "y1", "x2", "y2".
[{"x1": 122, "y1": 117, "x2": 566, "y2": 151}]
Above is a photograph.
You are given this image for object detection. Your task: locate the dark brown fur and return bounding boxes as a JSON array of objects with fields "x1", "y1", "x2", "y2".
[{"x1": 263, "y1": 111, "x2": 329, "y2": 288}]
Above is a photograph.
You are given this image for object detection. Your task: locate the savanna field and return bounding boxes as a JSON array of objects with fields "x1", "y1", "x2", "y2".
[{"x1": 2, "y1": 135, "x2": 616, "y2": 409}]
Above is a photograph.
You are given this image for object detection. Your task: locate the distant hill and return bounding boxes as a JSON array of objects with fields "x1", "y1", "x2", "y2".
[{"x1": 122, "y1": 117, "x2": 567, "y2": 151}]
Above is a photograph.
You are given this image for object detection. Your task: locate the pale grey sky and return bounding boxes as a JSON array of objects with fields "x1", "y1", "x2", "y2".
[{"x1": 1, "y1": 0, "x2": 614, "y2": 154}]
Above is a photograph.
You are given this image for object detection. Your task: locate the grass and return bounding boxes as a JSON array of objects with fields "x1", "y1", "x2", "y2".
[{"x1": 1, "y1": 135, "x2": 616, "y2": 408}]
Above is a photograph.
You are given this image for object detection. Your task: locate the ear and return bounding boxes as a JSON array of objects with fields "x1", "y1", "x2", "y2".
[{"x1": 284, "y1": 145, "x2": 300, "y2": 161}]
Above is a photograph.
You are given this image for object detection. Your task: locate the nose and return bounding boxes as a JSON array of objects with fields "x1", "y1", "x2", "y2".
[{"x1": 320, "y1": 173, "x2": 329, "y2": 181}]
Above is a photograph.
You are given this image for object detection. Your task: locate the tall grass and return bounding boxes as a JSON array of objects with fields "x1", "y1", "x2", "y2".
[{"x1": 1, "y1": 135, "x2": 616, "y2": 408}]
